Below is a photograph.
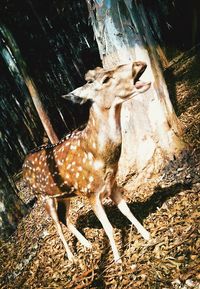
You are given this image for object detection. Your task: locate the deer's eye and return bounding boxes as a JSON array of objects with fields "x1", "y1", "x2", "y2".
[
  {"x1": 87, "y1": 79, "x2": 93, "y2": 84},
  {"x1": 102, "y1": 76, "x2": 110, "y2": 84}
]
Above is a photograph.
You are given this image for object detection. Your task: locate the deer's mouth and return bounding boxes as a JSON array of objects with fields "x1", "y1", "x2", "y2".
[{"x1": 134, "y1": 64, "x2": 151, "y2": 92}]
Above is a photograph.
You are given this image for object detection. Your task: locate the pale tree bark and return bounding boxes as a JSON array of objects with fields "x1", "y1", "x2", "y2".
[{"x1": 87, "y1": 0, "x2": 186, "y2": 182}]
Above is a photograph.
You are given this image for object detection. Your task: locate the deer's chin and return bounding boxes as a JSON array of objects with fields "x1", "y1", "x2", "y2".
[
  {"x1": 135, "y1": 81, "x2": 151, "y2": 93},
  {"x1": 122, "y1": 81, "x2": 151, "y2": 100}
]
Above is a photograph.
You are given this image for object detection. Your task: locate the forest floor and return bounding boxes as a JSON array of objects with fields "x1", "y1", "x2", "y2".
[{"x1": 0, "y1": 48, "x2": 200, "y2": 289}]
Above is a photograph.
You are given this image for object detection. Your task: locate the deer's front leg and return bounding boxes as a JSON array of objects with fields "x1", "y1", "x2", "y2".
[
  {"x1": 44, "y1": 196, "x2": 74, "y2": 261},
  {"x1": 110, "y1": 184, "x2": 150, "y2": 241},
  {"x1": 89, "y1": 192, "x2": 122, "y2": 263}
]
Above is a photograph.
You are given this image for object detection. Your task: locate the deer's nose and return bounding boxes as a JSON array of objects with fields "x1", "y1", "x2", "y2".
[{"x1": 134, "y1": 61, "x2": 147, "y2": 69}]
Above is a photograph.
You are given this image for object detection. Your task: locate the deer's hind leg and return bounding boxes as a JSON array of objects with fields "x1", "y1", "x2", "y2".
[
  {"x1": 110, "y1": 184, "x2": 150, "y2": 241},
  {"x1": 44, "y1": 196, "x2": 74, "y2": 261},
  {"x1": 60, "y1": 198, "x2": 92, "y2": 249}
]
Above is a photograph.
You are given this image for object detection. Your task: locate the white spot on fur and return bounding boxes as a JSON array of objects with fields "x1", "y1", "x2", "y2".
[
  {"x1": 89, "y1": 176, "x2": 94, "y2": 183},
  {"x1": 70, "y1": 145, "x2": 77, "y2": 150},
  {"x1": 93, "y1": 160, "x2": 104, "y2": 170},
  {"x1": 87, "y1": 184, "x2": 91, "y2": 190},
  {"x1": 88, "y1": 152, "x2": 93, "y2": 160},
  {"x1": 67, "y1": 164, "x2": 71, "y2": 169},
  {"x1": 58, "y1": 160, "x2": 63, "y2": 166}
]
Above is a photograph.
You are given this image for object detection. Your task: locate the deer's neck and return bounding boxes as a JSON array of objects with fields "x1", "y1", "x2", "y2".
[{"x1": 84, "y1": 103, "x2": 122, "y2": 157}]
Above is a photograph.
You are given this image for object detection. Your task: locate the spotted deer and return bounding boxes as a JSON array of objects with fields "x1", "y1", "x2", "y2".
[{"x1": 23, "y1": 61, "x2": 151, "y2": 263}]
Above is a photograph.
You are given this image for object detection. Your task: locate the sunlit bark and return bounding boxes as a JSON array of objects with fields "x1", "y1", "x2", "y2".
[{"x1": 87, "y1": 0, "x2": 186, "y2": 180}]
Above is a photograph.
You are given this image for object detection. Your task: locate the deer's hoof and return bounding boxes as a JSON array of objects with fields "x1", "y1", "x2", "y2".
[
  {"x1": 142, "y1": 230, "x2": 151, "y2": 241},
  {"x1": 82, "y1": 240, "x2": 92, "y2": 249}
]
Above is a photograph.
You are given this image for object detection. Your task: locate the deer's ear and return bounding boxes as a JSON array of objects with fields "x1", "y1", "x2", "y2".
[
  {"x1": 61, "y1": 92, "x2": 88, "y2": 105},
  {"x1": 85, "y1": 67, "x2": 104, "y2": 81}
]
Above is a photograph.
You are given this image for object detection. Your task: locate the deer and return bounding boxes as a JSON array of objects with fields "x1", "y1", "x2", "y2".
[{"x1": 23, "y1": 61, "x2": 151, "y2": 263}]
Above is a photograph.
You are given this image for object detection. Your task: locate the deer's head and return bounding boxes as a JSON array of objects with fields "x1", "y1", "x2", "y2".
[{"x1": 63, "y1": 61, "x2": 151, "y2": 109}]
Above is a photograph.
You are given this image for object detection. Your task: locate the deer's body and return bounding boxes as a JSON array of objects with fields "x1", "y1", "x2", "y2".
[
  {"x1": 23, "y1": 61, "x2": 151, "y2": 262},
  {"x1": 24, "y1": 105, "x2": 121, "y2": 199}
]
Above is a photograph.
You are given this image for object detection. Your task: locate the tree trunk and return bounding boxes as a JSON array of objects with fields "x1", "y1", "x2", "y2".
[
  {"x1": 87, "y1": 0, "x2": 186, "y2": 182},
  {"x1": 25, "y1": 78, "x2": 59, "y2": 144},
  {"x1": 0, "y1": 25, "x2": 59, "y2": 144},
  {"x1": 0, "y1": 170, "x2": 27, "y2": 240},
  {"x1": 0, "y1": 25, "x2": 58, "y2": 239}
]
